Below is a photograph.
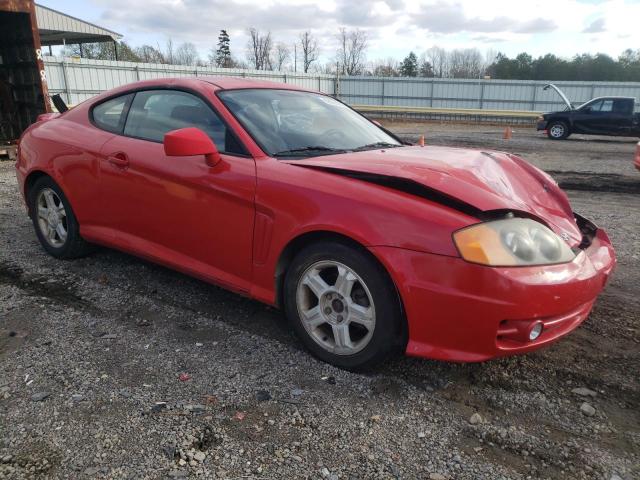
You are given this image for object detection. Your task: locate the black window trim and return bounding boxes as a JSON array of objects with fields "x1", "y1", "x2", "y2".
[
  {"x1": 89, "y1": 85, "x2": 251, "y2": 158},
  {"x1": 89, "y1": 92, "x2": 134, "y2": 135}
]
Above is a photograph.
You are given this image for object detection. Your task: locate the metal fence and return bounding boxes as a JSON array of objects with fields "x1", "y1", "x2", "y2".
[{"x1": 44, "y1": 56, "x2": 640, "y2": 113}]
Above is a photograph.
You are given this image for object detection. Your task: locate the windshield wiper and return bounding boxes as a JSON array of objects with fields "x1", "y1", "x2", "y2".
[
  {"x1": 274, "y1": 146, "x2": 347, "y2": 157},
  {"x1": 352, "y1": 142, "x2": 402, "y2": 151}
]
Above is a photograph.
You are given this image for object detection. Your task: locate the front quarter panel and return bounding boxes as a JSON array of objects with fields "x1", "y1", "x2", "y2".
[{"x1": 250, "y1": 157, "x2": 476, "y2": 304}]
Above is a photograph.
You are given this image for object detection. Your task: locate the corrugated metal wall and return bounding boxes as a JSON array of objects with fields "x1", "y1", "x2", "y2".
[
  {"x1": 44, "y1": 57, "x2": 336, "y2": 105},
  {"x1": 44, "y1": 56, "x2": 640, "y2": 112}
]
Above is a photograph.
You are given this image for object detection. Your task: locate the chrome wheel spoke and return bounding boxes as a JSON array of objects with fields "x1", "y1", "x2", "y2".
[
  {"x1": 348, "y1": 302, "x2": 374, "y2": 329},
  {"x1": 303, "y1": 270, "x2": 330, "y2": 298},
  {"x1": 300, "y1": 305, "x2": 325, "y2": 328},
  {"x1": 334, "y1": 265, "x2": 355, "y2": 297},
  {"x1": 47, "y1": 224, "x2": 57, "y2": 242},
  {"x1": 43, "y1": 190, "x2": 56, "y2": 209},
  {"x1": 332, "y1": 323, "x2": 353, "y2": 351},
  {"x1": 37, "y1": 206, "x2": 48, "y2": 219},
  {"x1": 55, "y1": 222, "x2": 67, "y2": 241}
]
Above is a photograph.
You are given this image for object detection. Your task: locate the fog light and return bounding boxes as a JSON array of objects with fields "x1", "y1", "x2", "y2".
[{"x1": 529, "y1": 322, "x2": 543, "y2": 341}]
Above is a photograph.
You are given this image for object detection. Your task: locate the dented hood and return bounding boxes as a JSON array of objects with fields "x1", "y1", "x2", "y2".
[{"x1": 285, "y1": 146, "x2": 583, "y2": 245}]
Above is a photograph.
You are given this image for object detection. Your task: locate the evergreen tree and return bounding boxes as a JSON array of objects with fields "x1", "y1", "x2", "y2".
[
  {"x1": 215, "y1": 30, "x2": 231, "y2": 68},
  {"x1": 400, "y1": 52, "x2": 418, "y2": 77}
]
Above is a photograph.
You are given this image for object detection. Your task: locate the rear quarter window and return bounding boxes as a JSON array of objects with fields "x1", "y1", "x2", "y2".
[{"x1": 91, "y1": 94, "x2": 133, "y2": 133}]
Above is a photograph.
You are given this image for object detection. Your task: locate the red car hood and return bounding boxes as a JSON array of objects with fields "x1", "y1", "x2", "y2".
[{"x1": 285, "y1": 145, "x2": 583, "y2": 245}]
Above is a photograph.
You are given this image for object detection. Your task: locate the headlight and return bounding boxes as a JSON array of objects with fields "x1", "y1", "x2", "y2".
[
  {"x1": 453, "y1": 218, "x2": 575, "y2": 266},
  {"x1": 537, "y1": 115, "x2": 545, "y2": 122}
]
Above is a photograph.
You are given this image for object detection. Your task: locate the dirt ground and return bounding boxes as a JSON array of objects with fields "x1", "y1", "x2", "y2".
[{"x1": 0, "y1": 123, "x2": 638, "y2": 480}]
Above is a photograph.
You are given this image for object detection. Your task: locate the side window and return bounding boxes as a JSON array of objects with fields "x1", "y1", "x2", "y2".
[
  {"x1": 598, "y1": 100, "x2": 614, "y2": 113},
  {"x1": 91, "y1": 94, "x2": 133, "y2": 133},
  {"x1": 613, "y1": 100, "x2": 632, "y2": 115},
  {"x1": 585, "y1": 100, "x2": 602, "y2": 112},
  {"x1": 123, "y1": 90, "x2": 246, "y2": 155}
]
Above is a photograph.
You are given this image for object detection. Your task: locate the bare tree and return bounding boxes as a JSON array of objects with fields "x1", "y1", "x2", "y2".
[
  {"x1": 246, "y1": 28, "x2": 273, "y2": 70},
  {"x1": 274, "y1": 43, "x2": 290, "y2": 71},
  {"x1": 370, "y1": 57, "x2": 399, "y2": 77},
  {"x1": 448, "y1": 48, "x2": 483, "y2": 78},
  {"x1": 136, "y1": 44, "x2": 165, "y2": 63},
  {"x1": 163, "y1": 38, "x2": 175, "y2": 65},
  {"x1": 174, "y1": 42, "x2": 199, "y2": 66},
  {"x1": 299, "y1": 31, "x2": 319, "y2": 73},
  {"x1": 337, "y1": 28, "x2": 368, "y2": 75},
  {"x1": 482, "y1": 48, "x2": 498, "y2": 77},
  {"x1": 425, "y1": 46, "x2": 447, "y2": 78}
]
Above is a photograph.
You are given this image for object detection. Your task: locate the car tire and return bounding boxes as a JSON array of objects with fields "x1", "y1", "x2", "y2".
[
  {"x1": 28, "y1": 176, "x2": 94, "y2": 259},
  {"x1": 283, "y1": 241, "x2": 404, "y2": 371},
  {"x1": 547, "y1": 121, "x2": 570, "y2": 140}
]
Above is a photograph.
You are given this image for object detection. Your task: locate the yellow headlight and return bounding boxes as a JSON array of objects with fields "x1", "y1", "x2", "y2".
[{"x1": 453, "y1": 218, "x2": 575, "y2": 267}]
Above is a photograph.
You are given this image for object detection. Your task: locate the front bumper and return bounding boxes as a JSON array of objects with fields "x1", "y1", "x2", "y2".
[
  {"x1": 370, "y1": 223, "x2": 616, "y2": 362},
  {"x1": 536, "y1": 120, "x2": 547, "y2": 131}
]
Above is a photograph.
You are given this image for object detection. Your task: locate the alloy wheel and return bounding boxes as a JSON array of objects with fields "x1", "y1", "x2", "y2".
[
  {"x1": 550, "y1": 124, "x2": 565, "y2": 138},
  {"x1": 296, "y1": 260, "x2": 376, "y2": 355}
]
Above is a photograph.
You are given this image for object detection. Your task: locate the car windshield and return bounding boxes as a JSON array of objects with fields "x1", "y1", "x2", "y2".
[{"x1": 217, "y1": 89, "x2": 402, "y2": 157}]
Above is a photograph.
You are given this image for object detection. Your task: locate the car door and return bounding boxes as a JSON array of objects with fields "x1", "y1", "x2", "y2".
[
  {"x1": 608, "y1": 99, "x2": 634, "y2": 135},
  {"x1": 98, "y1": 88, "x2": 256, "y2": 292},
  {"x1": 572, "y1": 99, "x2": 607, "y2": 134}
]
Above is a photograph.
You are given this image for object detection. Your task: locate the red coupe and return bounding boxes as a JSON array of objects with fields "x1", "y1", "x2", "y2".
[{"x1": 15, "y1": 78, "x2": 616, "y2": 370}]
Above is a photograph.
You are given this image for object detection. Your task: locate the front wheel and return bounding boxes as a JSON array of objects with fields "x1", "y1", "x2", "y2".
[
  {"x1": 283, "y1": 241, "x2": 404, "y2": 371},
  {"x1": 547, "y1": 121, "x2": 570, "y2": 140}
]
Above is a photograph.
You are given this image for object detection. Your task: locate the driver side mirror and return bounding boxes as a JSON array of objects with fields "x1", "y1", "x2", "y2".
[
  {"x1": 164, "y1": 127, "x2": 221, "y2": 167},
  {"x1": 582, "y1": 106, "x2": 592, "y2": 114}
]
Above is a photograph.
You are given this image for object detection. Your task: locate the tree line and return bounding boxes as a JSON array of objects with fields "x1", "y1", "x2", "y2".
[{"x1": 62, "y1": 31, "x2": 640, "y2": 82}]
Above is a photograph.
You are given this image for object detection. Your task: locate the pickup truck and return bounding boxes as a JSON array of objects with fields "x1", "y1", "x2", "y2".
[{"x1": 537, "y1": 84, "x2": 640, "y2": 140}]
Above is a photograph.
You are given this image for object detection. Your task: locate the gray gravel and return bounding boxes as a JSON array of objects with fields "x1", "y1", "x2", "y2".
[{"x1": 0, "y1": 123, "x2": 638, "y2": 479}]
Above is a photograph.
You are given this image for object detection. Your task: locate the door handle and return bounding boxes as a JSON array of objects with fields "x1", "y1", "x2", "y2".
[{"x1": 107, "y1": 152, "x2": 129, "y2": 168}]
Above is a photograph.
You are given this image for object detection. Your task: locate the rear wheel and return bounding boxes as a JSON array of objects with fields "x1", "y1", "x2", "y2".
[
  {"x1": 283, "y1": 241, "x2": 403, "y2": 371},
  {"x1": 547, "y1": 121, "x2": 570, "y2": 140},
  {"x1": 28, "y1": 176, "x2": 94, "y2": 259}
]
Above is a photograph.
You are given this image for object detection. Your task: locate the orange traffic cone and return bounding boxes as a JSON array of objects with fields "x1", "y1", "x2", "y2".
[
  {"x1": 503, "y1": 126, "x2": 512, "y2": 140},
  {"x1": 418, "y1": 135, "x2": 425, "y2": 147}
]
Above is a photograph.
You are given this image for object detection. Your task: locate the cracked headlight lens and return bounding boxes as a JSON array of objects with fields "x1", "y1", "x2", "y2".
[{"x1": 453, "y1": 218, "x2": 575, "y2": 266}]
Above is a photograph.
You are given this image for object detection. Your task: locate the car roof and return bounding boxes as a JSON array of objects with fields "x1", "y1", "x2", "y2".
[
  {"x1": 101, "y1": 76, "x2": 310, "y2": 95},
  {"x1": 196, "y1": 76, "x2": 307, "y2": 91},
  {"x1": 587, "y1": 96, "x2": 636, "y2": 101},
  {"x1": 77, "y1": 76, "x2": 316, "y2": 110}
]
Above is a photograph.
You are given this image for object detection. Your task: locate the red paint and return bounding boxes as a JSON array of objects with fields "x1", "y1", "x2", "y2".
[
  {"x1": 15, "y1": 77, "x2": 616, "y2": 362},
  {"x1": 164, "y1": 127, "x2": 221, "y2": 167},
  {"x1": 635, "y1": 142, "x2": 640, "y2": 171}
]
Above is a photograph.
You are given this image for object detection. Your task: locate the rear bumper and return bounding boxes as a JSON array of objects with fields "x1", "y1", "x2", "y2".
[{"x1": 370, "y1": 225, "x2": 616, "y2": 362}]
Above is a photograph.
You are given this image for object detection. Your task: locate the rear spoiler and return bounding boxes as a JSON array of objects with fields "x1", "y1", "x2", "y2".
[{"x1": 50, "y1": 94, "x2": 69, "y2": 113}]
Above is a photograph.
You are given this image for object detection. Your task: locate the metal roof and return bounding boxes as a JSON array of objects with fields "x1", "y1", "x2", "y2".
[{"x1": 35, "y1": 3, "x2": 122, "y2": 45}]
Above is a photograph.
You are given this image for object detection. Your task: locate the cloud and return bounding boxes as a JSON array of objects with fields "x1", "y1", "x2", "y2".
[
  {"x1": 515, "y1": 18, "x2": 557, "y2": 34},
  {"x1": 383, "y1": 0, "x2": 405, "y2": 10},
  {"x1": 582, "y1": 17, "x2": 606, "y2": 33},
  {"x1": 472, "y1": 35, "x2": 508, "y2": 44},
  {"x1": 335, "y1": 0, "x2": 393, "y2": 27},
  {"x1": 98, "y1": 0, "x2": 334, "y2": 36},
  {"x1": 412, "y1": 1, "x2": 557, "y2": 34}
]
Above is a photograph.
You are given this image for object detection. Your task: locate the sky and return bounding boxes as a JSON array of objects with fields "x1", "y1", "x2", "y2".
[{"x1": 40, "y1": 0, "x2": 640, "y2": 65}]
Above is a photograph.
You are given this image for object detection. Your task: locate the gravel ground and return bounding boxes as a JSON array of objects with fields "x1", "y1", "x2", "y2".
[{"x1": 0, "y1": 123, "x2": 638, "y2": 479}]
